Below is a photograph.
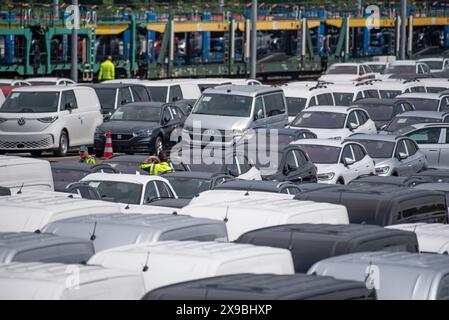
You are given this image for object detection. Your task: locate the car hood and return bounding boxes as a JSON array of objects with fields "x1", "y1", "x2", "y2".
[
  {"x1": 185, "y1": 114, "x2": 251, "y2": 131},
  {"x1": 99, "y1": 121, "x2": 160, "y2": 133}
]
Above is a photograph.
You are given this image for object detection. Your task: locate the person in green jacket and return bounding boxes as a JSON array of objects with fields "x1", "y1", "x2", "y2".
[
  {"x1": 98, "y1": 56, "x2": 115, "y2": 81},
  {"x1": 79, "y1": 146, "x2": 96, "y2": 165},
  {"x1": 139, "y1": 151, "x2": 174, "y2": 176}
]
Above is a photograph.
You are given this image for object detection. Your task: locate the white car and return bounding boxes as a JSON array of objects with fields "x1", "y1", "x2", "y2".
[
  {"x1": 418, "y1": 58, "x2": 449, "y2": 73},
  {"x1": 0, "y1": 86, "x2": 103, "y2": 156},
  {"x1": 138, "y1": 80, "x2": 201, "y2": 103},
  {"x1": 383, "y1": 60, "x2": 431, "y2": 78},
  {"x1": 396, "y1": 92, "x2": 449, "y2": 112},
  {"x1": 327, "y1": 83, "x2": 380, "y2": 106},
  {"x1": 375, "y1": 79, "x2": 427, "y2": 98},
  {"x1": 81, "y1": 173, "x2": 180, "y2": 214},
  {"x1": 289, "y1": 106, "x2": 377, "y2": 139},
  {"x1": 319, "y1": 63, "x2": 376, "y2": 83},
  {"x1": 26, "y1": 77, "x2": 76, "y2": 86},
  {"x1": 0, "y1": 79, "x2": 31, "y2": 86},
  {"x1": 283, "y1": 85, "x2": 335, "y2": 122},
  {"x1": 292, "y1": 139, "x2": 376, "y2": 184},
  {"x1": 365, "y1": 61, "x2": 390, "y2": 75},
  {"x1": 419, "y1": 78, "x2": 449, "y2": 93}
]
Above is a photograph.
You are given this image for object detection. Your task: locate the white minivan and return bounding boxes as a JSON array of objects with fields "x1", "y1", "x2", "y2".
[{"x1": 0, "y1": 86, "x2": 103, "y2": 156}]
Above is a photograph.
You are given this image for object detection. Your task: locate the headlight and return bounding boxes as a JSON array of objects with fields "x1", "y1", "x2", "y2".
[
  {"x1": 375, "y1": 166, "x2": 390, "y2": 174},
  {"x1": 134, "y1": 129, "x2": 152, "y2": 137},
  {"x1": 317, "y1": 172, "x2": 335, "y2": 180},
  {"x1": 37, "y1": 116, "x2": 58, "y2": 123}
]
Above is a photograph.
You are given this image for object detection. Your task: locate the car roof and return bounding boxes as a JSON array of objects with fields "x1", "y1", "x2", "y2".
[
  {"x1": 397, "y1": 110, "x2": 446, "y2": 118},
  {"x1": 215, "y1": 180, "x2": 297, "y2": 192},
  {"x1": 326, "y1": 84, "x2": 362, "y2": 92},
  {"x1": 346, "y1": 133, "x2": 401, "y2": 142},
  {"x1": 391, "y1": 60, "x2": 418, "y2": 66},
  {"x1": 11, "y1": 86, "x2": 77, "y2": 92},
  {"x1": 292, "y1": 138, "x2": 344, "y2": 147},
  {"x1": 118, "y1": 102, "x2": 164, "y2": 108},
  {"x1": 162, "y1": 171, "x2": 225, "y2": 179},
  {"x1": 26, "y1": 77, "x2": 71, "y2": 82},
  {"x1": 203, "y1": 85, "x2": 282, "y2": 97},
  {"x1": 303, "y1": 105, "x2": 354, "y2": 113},
  {"x1": 81, "y1": 173, "x2": 168, "y2": 185},
  {"x1": 353, "y1": 98, "x2": 404, "y2": 106},
  {"x1": 397, "y1": 92, "x2": 442, "y2": 100}
]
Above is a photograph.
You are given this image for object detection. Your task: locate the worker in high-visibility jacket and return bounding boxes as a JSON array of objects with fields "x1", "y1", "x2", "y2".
[
  {"x1": 139, "y1": 151, "x2": 174, "y2": 176},
  {"x1": 79, "y1": 146, "x2": 96, "y2": 165},
  {"x1": 98, "y1": 56, "x2": 115, "y2": 81}
]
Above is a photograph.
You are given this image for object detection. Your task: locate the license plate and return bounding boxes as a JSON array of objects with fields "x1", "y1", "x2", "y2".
[{"x1": 117, "y1": 134, "x2": 122, "y2": 140}]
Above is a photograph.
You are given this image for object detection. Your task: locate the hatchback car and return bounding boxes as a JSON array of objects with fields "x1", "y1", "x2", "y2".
[{"x1": 382, "y1": 111, "x2": 449, "y2": 133}]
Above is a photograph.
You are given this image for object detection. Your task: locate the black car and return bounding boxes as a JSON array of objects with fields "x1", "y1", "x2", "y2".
[
  {"x1": 162, "y1": 171, "x2": 233, "y2": 199},
  {"x1": 94, "y1": 102, "x2": 187, "y2": 156},
  {"x1": 102, "y1": 154, "x2": 189, "y2": 174},
  {"x1": 257, "y1": 145, "x2": 317, "y2": 183},
  {"x1": 80, "y1": 83, "x2": 152, "y2": 116},
  {"x1": 408, "y1": 169, "x2": 449, "y2": 185},
  {"x1": 352, "y1": 98, "x2": 415, "y2": 130},
  {"x1": 50, "y1": 161, "x2": 119, "y2": 192},
  {"x1": 348, "y1": 176, "x2": 415, "y2": 188}
]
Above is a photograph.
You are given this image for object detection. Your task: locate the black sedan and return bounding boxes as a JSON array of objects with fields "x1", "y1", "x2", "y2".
[{"x1": 94, "y1": 102, "x2": 187, "y2": 156}]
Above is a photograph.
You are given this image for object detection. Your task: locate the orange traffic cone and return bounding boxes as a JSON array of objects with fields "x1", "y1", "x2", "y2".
[{"x1": 102, "y1": 131, "x2": 114, "y2": 159}]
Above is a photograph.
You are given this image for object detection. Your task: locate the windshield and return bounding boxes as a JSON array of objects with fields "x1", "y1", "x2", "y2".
[
  {"x1": 386, "y1": 65, "x2": 416, "y2": 74},
  {"x1": 193, "y1": 94, "x2": 253, "y2": 117},
  {"x1": 86, "y1": 180, "x2": 142, "y2": 204},
  {"x1": 368, "y1": 65, "x2": 387, "y2": 74},
  {"x1": 326, "y1": 66, "x2": 357, "y2": 75},
  {"x1": 300, "y1": 145, "x2": 341, "y2": 164},
  {"x1": 286, "y1": 97, "x2": 307, "y2": 116},
  {"x1": 292, "y1": 111, "x2": 346, "y2": 129},
  {"x1": 111, "y1": 106, "x2": 161, "y2": 122},
  {"x1": 0, "y1": 91, "x2": 59, "y2": 113},
  {"x1": 147, "y1": 87, "x2": 168, "y2": 102},
  {"x1": 380, "y1": 90, "x2": 402, "y2": 99},
  {"x1": 95, "y1": 88, "x2": 116, "y2": 111},
  {"x1": 360, "y1": 105, "x2": 394, "y2": 121},
  {"x1": 403, "y1": 98, "x2": 439, "y2": 111},
  {"x1": 52, "y1": 169, "x2": 89, "y2": 182},
  {"x1": 165, "y1": 177, "x2": 212, "y2": 198},
  {"x1": 333, "y1": 93, "x2": 354, "y2": 106},
  {"x1": 424, "y1": 61, "x2": 443, "y2": 70},
  {"x1": 354, "y1": 140, "x2": 395, "y2": 158},
  {"x1": 385, "y1": 116, "x2": 440, "y2": 132}
]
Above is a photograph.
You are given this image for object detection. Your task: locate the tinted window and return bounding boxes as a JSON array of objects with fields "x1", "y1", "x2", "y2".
[
  {"x1": 155, "y1": 180, "x2": 174, "y2": 198},
  {"x1": 317, "y1": 93, "x2": 333, "y2": 105},
  {"x1": 87, "y1": 181, "x2": 142, "y2": 204},
  {"x1": 341, "y1": 145, "x2": 355, "y2": 162},
  {"x1": 61, "y1": 90, "x2": 78, "y2": 110},
  {"x1": 437, "y1": 275, "x2": 449, "y2": 300},
  {"x1": 299, "y1": 145, "x2": 341, "y2": 164},
  {"x1": 354, "y1": 140, "x2": 395, "y2": 158},
  {"x1": 131, "y1": 86, "x2": 151, "y2": 102},
  {"x1": 148, "y1": 87, "x2": 168, "y2": 102},
  {"x1": 364, "y1": 90, "x2": 380, "y2": 98},
  {"x1": 284, "y1": 151, "x2": 298, "y2": 171},
  {"x1": 169, "y1": 106, "x2": 183, "y2": 120},
  {"x1": 94, "y1": 88, "x2": 116, "y2": 111},
  {"x1": 360, "y1": 105, "x2": 394, "y2": 121},
  {"x1": 143, "y1": 182, "x2": 159, "y2": 203},
  {"x1": 169, "y1": 85, "x2": 183, "y2": 102},
  {"x1": 162, "y1": 107, "x2": 173, "y2": 123},
  {"x1": 397, "y1": 196, "x2": 448, "y2": 223},
  {"x1": 118, "y1": 87, "x2": 133, "y2": 105},
  {"x1": 238, "y1": 156, "x2": 252, "y2": 174},
  {"x1": 294, "y1": 149, "x2": 308, "y2": 166},
  {"x1": 326, "y1": 65, "x2": 358, "y2": 75},
  {"x1": 447, "y1": 128, "x2": 449, "y2": 143},
  {"x1": 380, "y1": 90, "x2": 402, "y2": 99},
  {"x1": 402, "y1": 103, "x2": 414, "y2": 112},
  {"x1": 395, "y1": 140, "x2": 408, "y2": 157},
  {"x1": 406, "y1": 98, "x2": 439, "y2": 111},
  {"x1": 356, "y1": 110, "x2": 369, "y2": 125},
  {"x1": 347, "y1": 111, "x2": 358, "y2": 127},
  {"x1": 282, "y1": 187, "x2": 302, "y2": 195},
  {"x1": 286, "y1": 97, "x2": 307, "y2": 116},
  {"x1": 405, "y1": 139, "x2": 418, "y2": 155},
  {"x1": 333, "y1": 93, "x2": 354, "y2": 106},
  {"x1": 355, "y1": 92, "x2": 364, "y2": 101},
  {"x1": 263, "y1": 93, "x2": 286, "y2": 117},
  {"x1": 352, "y1": 144, "x2": 366, "y2": 161},
  {"x1": 164, "y1": 177, "x2": 211, "y2": 199},
  {"x1": 111, "y1": 105, "x2": 161, "y2": 122},
  {"x1": 292, "y1": 111, "x2": 346, "y2": 129},
  {"x1": 410, "y1": 86, "x2": 427, "y2": 93},
  {"x1": 440, "y1": 96, "x2": 449, "y2": 111},
  {"x1": 308, "y1": 97, "x2": 318, "y2": 107},
  {"x1": 408, "y1": 128, "x2": 442, "y2": 144}
]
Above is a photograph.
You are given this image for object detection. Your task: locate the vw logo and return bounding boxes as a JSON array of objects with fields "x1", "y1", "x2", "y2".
[{"x1": 17, "y1": 118, "x2": 26, "y2": 126}]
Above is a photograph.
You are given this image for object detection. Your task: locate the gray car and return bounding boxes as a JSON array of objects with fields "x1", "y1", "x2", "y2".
[
  {"x1": 346, "y1": 134, "x2": 427, "y2": 176},
  {"x1": 382, "y1": 111, "x2": 449, "y2": 133},
  {"x1": 400, "y1": 123, "x2": 449, "y2": 169}
]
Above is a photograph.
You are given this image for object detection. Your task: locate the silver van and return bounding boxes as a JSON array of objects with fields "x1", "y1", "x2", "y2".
[{"x1": 182, "y1": 85, "x2": 288, "y2": 149}]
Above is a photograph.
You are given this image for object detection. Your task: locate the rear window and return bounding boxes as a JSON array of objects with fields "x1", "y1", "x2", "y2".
[
  {"x1": 396, "y1": 195, "x2": 448, "y2": 224},
  {"x1": 148, "y1": 87, "x2": 168, "y2": 103},
  {"x1": 286, "y1": 97, "x2": 307, "y2": 116},
  {"x1": 94, "y1": 88, "x2": 116, "y2": 111}
]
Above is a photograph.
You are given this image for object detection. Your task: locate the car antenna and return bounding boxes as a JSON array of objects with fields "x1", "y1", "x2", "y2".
[
  {"x1": 142, "y1": 251, "x2": 150, "y2": 272},
  {"x1": 16, "y1": 183, "x2": 24, "y2": 194},
  {"x1": 223, "y1": 206, "x2": 229, "y2": 223},
  {"x1": 89, "y1": 221, "x2": 97, "y2": 241},
  {"x1": 172, "y1": 211, "x2": 178, "y2": 215}
]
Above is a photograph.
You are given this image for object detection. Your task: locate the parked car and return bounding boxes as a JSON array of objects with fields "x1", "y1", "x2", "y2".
[
  {"x1": 412, "y1": 183, "x2": 449, "y2": 212},
  {"x1": 345, "y1": 134, "x2": 427, "y2": 176},
  {"x1": 144, "y1": 273, "x2": 376, "y2": 300},
  {"x1": 214, "y1": 179, "x2": 306, "y2": 195},
  {"x1": 182, "y1": 85, "x2": 288, "y2": 150},
  {"x1": 0, "y1": 262, "x2": 145, "y2": 300},
  {"x1": 401, "y1": 123, "x2": 449, "y2": 169},
  {"x1": 295, "y1": 185, "x2": 449, "y2": 226},
  {"x1": 43, "y1": 213, "x2": 228, "y2": 252},
  {"x1": 352, "y1": 98, "x2": 415, "y2": 130},
  {"x1": 181, "y1": 189, "x2": 349, "y2": 240},
  {"x1": 366, "y1": 61, "x2": 389, "y2": 75},
  {"x1": 50, "y1": 161, "x2": 119, "y2": 192},
  {"x1": 418, "y1": 58, "x2": 449, "y2": 73},
  {"x1": 94, "y1": 102, "x2": 186, "y2": 156},
  {"x1": 289, "y1": 106, "x2": 377, "y2": 139},
  {"x1": 80, "y1": 83, "x2": 152, "y2": 116},
  {"x1": 319, "y1": 63, "x2": 376, "y2": 83},
  {"x1": 375, "y1": 79, "x2": 427, "y2": 98},
  {"x1": 26, "y1": 77, "x2": 76, "y2": 86},
  {"x1": 135, "y1": 79, "x2": 201, "y2": 103},
  {"x1": 0, "y1": 232, "x2": 94, "y2": 264},
  {"x1": 88, "y1": 241, "x2": 295, "y2": 292},
  {"x1": 0, "y1": 156, "x2": 54, "y2": 192},
  {"x1": 103, "y1": 154, "x2": 188, "y2": 174},
  {"x1": 293, "y1": 139, "x2": 375, "y2": 184},
  {"x1": 419, "y1": 78, "x2": 449, "y2": 93},
  {"x1": 162, "y1": 171, "x2": 233, "y2": 199},
  {"x1": 384, "y1": 60, "x2": 431, "y2": 78},
  {"x1": 396, "y1": 92, "x2": 449, "y2": 112},
  {"x1": 308, "y1": 251, "x2": 449, "y2": 300},
  {"x1": 381, "y1": 111, "x2": 449, "y2": 133},
  {"x1": 327, "y1": 82, "x2": 381, "y2": 106},
  {"x1": 0, "y1": 86, "x2": 103, "y2": 156},
  {"x1": 236, "y1": 223, "x2": 418, "y2": 272}
]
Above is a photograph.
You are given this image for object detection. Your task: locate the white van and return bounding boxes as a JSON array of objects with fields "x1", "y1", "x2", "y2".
[
  {"x1": 0, "y1": 156, "x2": 54, "y2": 192},
  {"x1": 0, "y1": 192, "x2": 121, "y2": 232},
  {"x1": 0, "y1": 86, "x2": 103, "y2": 156},
  {"x1": 181, "y1": 190, "x2": 349, "y2": 240},
  {"x1": 88, "y1": 240, "x2": 294, "y2": 292},
  {"x1": 0, "y1": 262, "x2": 145, "y2": 300}
]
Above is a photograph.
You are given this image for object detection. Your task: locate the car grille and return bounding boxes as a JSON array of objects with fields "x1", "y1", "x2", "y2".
[
  {"x1": 0, "y1": 134, "x2": 53, "y2": 150},
  {"x1": 111, "y1": 133, "x2": 134, "y2": 141},
  {"x1": 188, "y1": 129, "x2": 231, "y2": 143}
]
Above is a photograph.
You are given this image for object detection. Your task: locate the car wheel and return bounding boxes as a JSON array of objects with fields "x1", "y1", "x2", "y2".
[
  {"x1": 30, "y1": 150, "x2": 43, "y2": 157},
  {"x1": 54, "y1": 131, "x2": 69, "y2": 157},
  {"x1": 155, "y1": 136, "x2": 163, "y2": 153}
]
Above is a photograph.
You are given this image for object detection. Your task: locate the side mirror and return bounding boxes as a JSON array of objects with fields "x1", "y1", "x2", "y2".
[
  {"x1": 65, "y1": 102, "x2": 73, "y2": 111},
  {"x1": 344, "y1": 157, "x2": 356, "y2": 166},
  {"x1": 254, "y1": 109, "x2": 264, "y2": 120},
  {"x1": 398, "y1": 152, "x2": 408, "y2": 160},
  {"x1": 349, "y1": 122, "x2": 359, "y2": 131}
]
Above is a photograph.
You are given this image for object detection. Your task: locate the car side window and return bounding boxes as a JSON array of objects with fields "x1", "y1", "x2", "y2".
[
  {"x1": 225, "y1": 160, "x2": 240, "y2": 177},
  {"x1": 254, "y1": 96, "x2": 266, "y2": 119},
  {"x1": 118, "y1": 87, "x2": 133, "y2": 105},
  {"x1": 169, "y1": 106, "x2": 183, "y2": 120},
  {"x1": 155, "y1": 180, "x2": 174, "y2": 198},
  {"x1": 355, "y1": 92, "x2": 364, "y2": 101},
  {"x1": 446, "y1": 129, "x2": 449, "y2": 143},
  {"x1": 317, "y1": 94, "x2": 333, "y2": 105},
  {"x1": 403, "y1": 103, "x2": 414, "y2": 112},
  {"x1": 293, "y1": 149, "x2": 308, "y2": 166},
  {"x1": 356, "y1": 110, "x2": 368, "y2": 125},
  {"x1": 238, "y1": 156, "x2": 252, "y2": 174},
  {"x1": 405, "y1": 139, "x2": 418, "y2": 156},
  {"x1": 143, "y1": 182, "x2": 159, "y2": 203},
  {"x1": 359, "y1": 66, "x2": 365, "y2": 75},
  {"x1": 61, "y1": 90, "x2": 78, "y2": 110},
  {"x1": 352, "y1": 144, "x2": 366, "y2": 161},
  {"x1": 131, "y1": 86, "x2": 151, "y2": 102},
  {"x1": 395, "y1": 140, "x2": 408, "y2": 157},
  {"x1": 308, "y1": 96, "x2": 318, "y2": 107},
  {"x1": 161, "y1": 107, "x2": 173, "y2": 124},
  {"x1": 440, "y1": 96, "x2": 449, "y2": 111},
  {"x1": 263, "y1": 93, "x2": 286, "y2": 117},
  {"x1": 284, "y1": 151, "x2": 299, "y2": 172},
  {"x1": 408, "y1": 128, "x2": 442, "y2": 144},
  {"x1": 444, "y1": 116, "x2": 449, "y2": 124},
  {"x1": 169, "y1": 85, "x2": 183, "y2": 102},
  {"x1": 347, "y1": 111, "x2": 358, "y2": 127},
  {"x1": 341, "y1": 145, "x2": 355, "y2": 163}
]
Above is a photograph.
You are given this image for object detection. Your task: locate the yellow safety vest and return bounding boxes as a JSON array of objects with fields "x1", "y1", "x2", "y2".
[
  {"x1": 98, "y1": 60, "x2": 115, "y2": 81},
  {"x1": 139, "y1": 162, "x2": 174, "y2": 176}
]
